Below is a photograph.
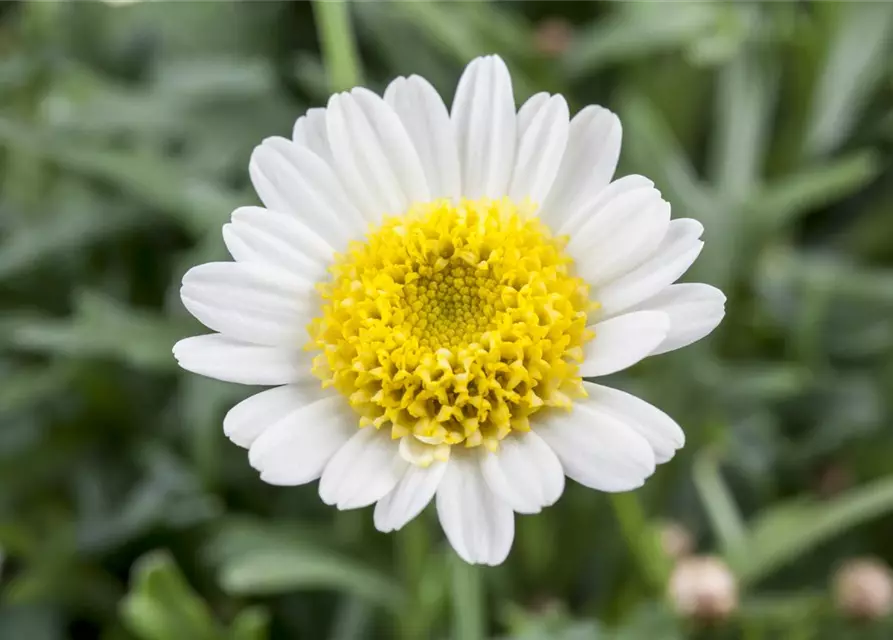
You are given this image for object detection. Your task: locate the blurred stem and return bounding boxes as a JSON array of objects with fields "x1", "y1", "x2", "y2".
[
  {"x1": 450, "y1": 556, "x2": 485, "y2": 640},
  {"x1": 743, "y1": 621, "x2": 763, "y2": 640},
  {"x1": 397, "y1": 518, "x2": 431, "y2": 640},
  {"x1": 609, "y1": 493, "x2": 669, "y2": 592},
  {"x1": 313, "y1": 0, "x2": 362, "y2": 92}
]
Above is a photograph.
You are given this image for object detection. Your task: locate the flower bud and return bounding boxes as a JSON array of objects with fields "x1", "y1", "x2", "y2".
[
  {"x1": 534, "y1": 18, "x2": 573, "y2": 58},
  {"x1": 833, "y1": 558, "x2": 893, "y2": 621},
  {"x1": 668, "y1": 555, "x2": 738, "y2": 622},
  {"x1": 660, "y1": 521, "x2": 694, "y2": 561}
]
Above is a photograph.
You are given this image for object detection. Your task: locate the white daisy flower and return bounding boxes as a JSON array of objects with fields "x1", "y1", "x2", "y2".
[{"x1": 174, "y1": 55, "x2": 726, "y2": 566}]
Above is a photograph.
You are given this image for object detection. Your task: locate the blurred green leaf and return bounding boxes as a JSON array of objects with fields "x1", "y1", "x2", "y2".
[
  {"x1": 804, "y1": 3, "x2": 893, "y2": 157},
  {"x1": 693, "y1": 451, "x2": 747, "y2": 558},
  {"x1": 609, "y1": 603, "x2": 682, "y2": 640},
  {"x1": 758, "y1": 249, "x2": 893, "y2": 306},
  {"x1": 738, "y1": 592, "x2": 827, "y2": 624},
  {"x1": 0, "y1": 364, "x2": 70, "y2": 413},
  {"x1": 619, "y1": 92, "x2": 716, "y2": 221},
  {"x1": 206, "y1": 519, "x2": 402, "y2": 608},
  {"x1": 327, "y1": 598, "x2": 372, "y2": 640},
  {"x1": 1, "y1": 291, "x2": 191, "y2": 372},
  {"x1": 0, "y1": 605, "x2": 64, "y2": 640},
  {"x1": 751, "y1": 151, "x2": 882, "y2": 233},
  {"x1": 121, "y1": 550, "x2": 220, "y2": 640},
  {"x1": 76, "y1": 447, "x2": 222, "y2": 554},
  {"x1": 228, "y1": 607, "x2": 270, "y2": 640},
  {"x1": 0, "y1": 201, "x2": 144, "y2": 281},
  {"x1": 711, "y1": 50, "x2": 777, "y2": 204},
  {"x1": 367, "y1": 2, "x2": 538, "y2": 97},
  {"x1": 566, "y1": 4, "x2": 721, "y2": 76},
  {"x1": 733, "y1": 475, "x2": 893, "y2": 585},
  {"x1": 0, "y1": 117, "x2": 244, "y2": 234}
]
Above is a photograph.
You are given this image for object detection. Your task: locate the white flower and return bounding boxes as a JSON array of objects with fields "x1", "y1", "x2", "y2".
[{"x1": 174, "y1": 55, "x2": 726, "y2": 566}]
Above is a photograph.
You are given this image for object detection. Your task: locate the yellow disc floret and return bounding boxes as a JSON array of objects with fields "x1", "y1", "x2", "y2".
[{"x1": 308, "y1": 197, "x2": 593, "y2": 453}]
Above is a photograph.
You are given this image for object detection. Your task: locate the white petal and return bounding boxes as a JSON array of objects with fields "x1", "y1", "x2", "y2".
[
  {"x1": 173, "y1": 334, "x2": 314, "y2": 385},
  {"x1": 580, "y1": 310, "x2": 670, "y2": 377},
  {"x1": 508, "y1": 95, "x2": 569, "y2": 206},
  {"x1": 516, "y1": 92, "x2": 550, "y2": 135},
  {"x1": 537, "y1": 404, "x2": 656, "y2": 492},
  {"x1": 319, "y1": 427, "x2": 408, "y2": 510},
  {"x1": 436, "y1": 452, "x2": 514, "y2": 566},
  {"x1": 224, "y1": 384, "x2": 330, "y2": 449},
  {"x1": 180, "y1": 262, "x2": 315, "y2": 345},
  {"x1": 540, "y1": 105, "x2": 621, "y2": 228},
  {"x1": 583, "y1": 382, "x2": 684, "y2": 464},
  {"x1": 480, "y1": 432, "x2": 564, "y2": 514},
  {"x1": 292, "y1": 108, "x2": 334, "y2": 165},
  {"x1": 558, "y1": 175, "x2": 654, "y2": 236},
  {"x1": 384, "y1": 75, "x2": 460, "y2": 201},
  {"x1": 326, "y1": 89, "x2": 429, "y2": 224},
  {"x1": 630, "y1": 283, "x2": 726, "y2": 355},
  {"x1": 248, "y1": 396, "x2": 356, "y2": 486},
  {"x1": 567, "y1": 185, "x2": 670, "y2": 287},
  {"x1": 597, "y1": 218, "x2": 705, "y2": 318},
  {"x1": 249, "y1": 137, "x2": 365, "y2": 247},
  {"x1": 374, "y1": 461, "x2": 448, "y2": 533},
  {"x1": 451, "y1": 55, "x2": 516, "y2": 199},
  {"x1": 223, "y1": 206, "x2": 333, "y2": 280}
]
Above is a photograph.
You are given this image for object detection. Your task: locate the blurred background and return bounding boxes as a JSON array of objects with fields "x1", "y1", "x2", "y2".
[{"x1": 1, "y1": 1, "x2": 893, "y2": 638}]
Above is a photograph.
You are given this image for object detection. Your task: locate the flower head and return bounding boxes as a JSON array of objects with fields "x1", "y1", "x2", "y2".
[
  {"x1": 174, "y1": 55, "x2": 726, "y2": 565},
  {"x1": 668, "y1": 556, "x2": 738, "y2": 622},
  {"x1": 833, "y1": 557, "x2": 893, "y2": 621}
]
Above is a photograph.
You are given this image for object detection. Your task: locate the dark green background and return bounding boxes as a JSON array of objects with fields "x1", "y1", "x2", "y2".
[{"x1": 1, "y1": 2, "x2": 893, "y2": 638}]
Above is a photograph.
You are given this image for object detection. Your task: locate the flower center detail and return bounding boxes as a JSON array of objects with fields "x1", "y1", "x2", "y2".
[{"x1": 309, "y1": 198, "x2": 593, "y2": 453}]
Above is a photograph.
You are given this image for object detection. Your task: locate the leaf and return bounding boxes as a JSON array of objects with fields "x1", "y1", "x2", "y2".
[
  {"x1": 76, "y1": 447, "x2": 222, "y2": 554},
  {"x1": 618, "y1": 91, "x2": 729, "y2": 286},
  {"x1": 566, "y1": 4, "x2": 721, "y2": 76},
  {"x1": 750, "y1": 151, "x2": 881, "y2": 233},
  {"x1": 710, "y1": 50, "x2": 778, "y2": 204},
  {"x1": 0, "y1": 116, "x2": 244, "y2": 234},
  {"x1": 228, "y1": 607, "x2": 270, "y2": 640},
  {"x1": 366, "y1": 2, "x2": 539, "y2": 97},
  {"x1": 0, "y1": 605, "x2": 64, "y2": 640},
  {"x1": 0, "y1": 198, "x2": 145, "y2": 281},
  {"x1": 205, "y1": 519, "x2": 402, "y2": 608},
  {"x1": 121, "y1": 551, "x2": 221, "y2": 640},
  {"x1": 758, "y1": 249, "x2": 893, "y2": 306},
  {"x1": 618, "y1": 92, "x2": 717, "y2": 222},
  {"x1": 738, "y1": 592, "x2": 827, "y2": 624},
  {"x1": 0, "y1": 364, "x2": 71, "y2": 413},
  {"x1": 733, "y1": 475, "x2": 893, "y2": 585},
  {"x1": 692, "y1": 452, "x2": 747, "y2": 558},
  {"x1": 1, "y1": 290, "x2": 192, "y2": 373},
  {"x1": 803, "y1": 3, "x2": 893, "y2": 157},
  {"x1": 327, "y1": 598, "x2": 372, "y2": 640},
  {"x1": 609, "y1": 602, "x2": 682, "y2": 640}
]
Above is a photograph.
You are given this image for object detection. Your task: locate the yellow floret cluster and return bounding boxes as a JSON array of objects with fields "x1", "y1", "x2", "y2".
[{"x1": 308, "y1": 197, "x2": 593, "y2": 452}]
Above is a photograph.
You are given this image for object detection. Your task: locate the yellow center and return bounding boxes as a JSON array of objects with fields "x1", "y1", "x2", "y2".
[{"x1": 308, "y1": 197, "x2": 593, "y2": 454}]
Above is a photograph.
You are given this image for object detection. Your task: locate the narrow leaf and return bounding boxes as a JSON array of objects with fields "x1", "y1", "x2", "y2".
[
  {"x1": 693, "y1": 451, "x2": 747, "y2": 559},
  {"x1": 735, "y1": 475, "x2": 893, "y2": 585}
]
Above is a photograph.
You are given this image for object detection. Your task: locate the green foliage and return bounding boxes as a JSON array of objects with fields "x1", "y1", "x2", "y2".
[{"x1": 1, "y1": 1, "x2": 893, "y2": 639}]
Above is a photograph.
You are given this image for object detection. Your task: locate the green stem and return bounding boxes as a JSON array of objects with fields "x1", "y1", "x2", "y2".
[
  {"x1": 742, "y1": 620, "x2": 763, "y2": 640},
  {"x1": 312, "y1": 0, "x2": 362, "y2": 92},
  {"x1": 609, "y1": 492, "x2": 669, "y2": 592},
  {"x1": 397, "y1": 519, "x2": 431, "y2": 640},
  {"x1": 450, "y1": 555, "x2": 485, "y2": 640}
]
